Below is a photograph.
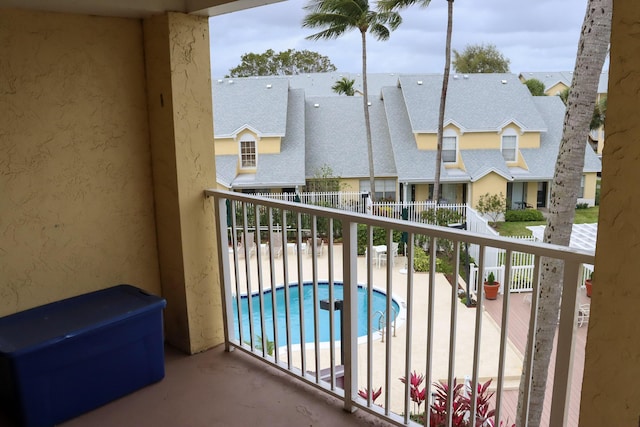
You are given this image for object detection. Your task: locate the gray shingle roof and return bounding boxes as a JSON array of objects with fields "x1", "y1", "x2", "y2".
[
  {"x1": 215, "y1": 72, "x2": 401, "y2": 97},
  {"x1": 213, "y1": 72, "x2": 599, "y2": 190},
  {"x1": 519, "y1": 96, "x2": 601, "y2": 179},
  {"x1": 460, "y1": 150, "x2": 512, "y2": 182},
  {"x1": 305, "y1": 95, "x2": 396, "y2": 179},
  {"x1": 215, "y1": 88, "x2": 307, "y2": 189},
  {"x1": 519, "y1": 71, "x2": 609, "y2": 94},
  {"x1": 212, "y1": 77, "x2": 289, "y2": 137},
  {"x1": 398, "y1": 73, "x2": 547, "y2": 133},
  {"x1": 381, "y1": 85, "x2": 471, "y2": 183}
]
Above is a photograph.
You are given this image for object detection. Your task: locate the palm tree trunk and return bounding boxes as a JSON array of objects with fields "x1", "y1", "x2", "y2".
[
  {"x1": 433, "y1": 0, "x2": 453, "y2": 204},
  {"x1": 516, "y1": 1, "x2": 611, "y2": 425},
  {"x1": 361, "y1": 30, "x2": 376, "y2": 202}
]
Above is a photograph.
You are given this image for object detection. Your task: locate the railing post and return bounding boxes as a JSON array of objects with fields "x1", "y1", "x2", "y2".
[
  {"x1": 549, "y1": 260, "x2": 581, "y2": 426},
  {"x1": 214, "y1": 196, "x2": 235, "y2": 352},
  {"x1": 341, "y1": 219, "x2": 358, "y2": 413}
]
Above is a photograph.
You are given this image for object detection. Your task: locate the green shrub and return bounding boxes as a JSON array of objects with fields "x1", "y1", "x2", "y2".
[
  {"x1": 420, "y1": 208, "x2": 463, "y2": 226},
  {"x1": 357, "y1": 225, "x2": 402, "y2": 255},
  {"x1": 505, "y1": 209, "x2": 544, "y2": 222},
  {"x1": 413, "y1": 247, "x2": 430, "y2": 272},
  {"x1": 412, "y1": 247, "x2": 453, "y2": 274},
  {"x1": 576, "y1": 202, "x2": 589, "y2": 209}
]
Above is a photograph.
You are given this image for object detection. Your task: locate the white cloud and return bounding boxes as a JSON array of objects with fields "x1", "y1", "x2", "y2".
[{"x1": 209, "y1": 0, "x2": 588, "y2": 77}]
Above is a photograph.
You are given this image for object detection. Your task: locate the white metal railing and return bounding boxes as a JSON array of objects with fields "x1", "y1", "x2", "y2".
[{"x1": 206, "y1": 189, "x2": 594, "y2": 427}]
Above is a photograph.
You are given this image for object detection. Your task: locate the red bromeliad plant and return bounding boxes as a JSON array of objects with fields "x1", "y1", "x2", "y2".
[
  {"x1": 405, "y1": 376, "x2": 514, "y2": 427},
  {"x1": 358, "y1": 386, "x2": 382, "y2": 404},
  {"x1": 400, "y1": 371, "x2": 426, "y2": 414},
  {"x1": 429, "y1": 380, "x2": 468, "y2": 426}
]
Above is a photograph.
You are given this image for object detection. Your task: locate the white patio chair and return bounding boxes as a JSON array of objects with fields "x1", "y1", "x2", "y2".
[
  {"x1": 578, "y1": 303, "x2": 590, "y2": 327},
  {"x1": 379, "y1": 242, "x2": 399, "y2": 267}
]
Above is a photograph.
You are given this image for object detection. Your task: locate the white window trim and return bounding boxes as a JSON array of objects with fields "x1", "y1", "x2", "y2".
[
  {"x1": 501, "y1": 129, "x2": 518, "y2": 162},
  {"x1": 238, "y1": 133, "x2": 257, "y2": 169},
  {"x1": 442, "y1": 129, "x2": 458, "y2": 164}
]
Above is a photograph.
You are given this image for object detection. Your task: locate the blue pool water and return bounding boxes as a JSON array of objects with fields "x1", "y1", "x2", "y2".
[{"x1": 233, "y1": 282, "x2": 399, "y2": 346}]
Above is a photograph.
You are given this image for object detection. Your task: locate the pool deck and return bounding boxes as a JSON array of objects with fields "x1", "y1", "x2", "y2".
[{"x1": 228, "y1": 243, "x2": 525, "y2": 418}]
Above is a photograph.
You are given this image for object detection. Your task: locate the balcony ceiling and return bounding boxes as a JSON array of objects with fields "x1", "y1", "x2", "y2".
[{"x1": 0, "y1": 0, "x2": 284, "y2": 18}]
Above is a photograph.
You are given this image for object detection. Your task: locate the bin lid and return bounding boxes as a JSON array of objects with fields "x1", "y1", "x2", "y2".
[{"x1": 0, "y1": 285, "x2": 166, "y2": 355}]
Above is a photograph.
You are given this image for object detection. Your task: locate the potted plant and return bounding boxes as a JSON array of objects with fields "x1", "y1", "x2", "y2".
[
  {"x1": 585, "y1": 271, "x2": 593, "y2": 297},
  {"x1": 483, "y1": 272, "x2": 500, "y2": 300}
]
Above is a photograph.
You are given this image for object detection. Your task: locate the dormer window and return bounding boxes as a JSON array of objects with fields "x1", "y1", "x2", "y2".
[
  {"x1": 501, "y1": 129, "x2": 518, "y2": 162},
  {"x1": 442, "y1": 129, "x2": 458, "y2": 163},
  {"x1": 240, "y1": 137, "x2": 256, "y2": 168}
]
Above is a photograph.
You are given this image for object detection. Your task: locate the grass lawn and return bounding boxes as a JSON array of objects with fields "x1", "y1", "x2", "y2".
[{"x1": 495, "y1": 206, "x2": 599, "y2": 236}]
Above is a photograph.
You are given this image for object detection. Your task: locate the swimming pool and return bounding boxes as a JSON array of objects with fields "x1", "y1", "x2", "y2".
[{"x1": 233, "y1": 282, "x2": 400, "y2": 346}]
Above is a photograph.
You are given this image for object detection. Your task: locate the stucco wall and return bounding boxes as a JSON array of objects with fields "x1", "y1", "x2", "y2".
[
  {"x1": 0, "y1": 9, "x2": 161, "y2": 316},
  {"x1": 470, "y1": 173, "x2": 507, "y2": 209},
  {"x1": 580, "y1": 2, "x2": 640, "y2": 424},
  {"x1": 144, "y1": 13, "x2": 221, "y2": 353}
]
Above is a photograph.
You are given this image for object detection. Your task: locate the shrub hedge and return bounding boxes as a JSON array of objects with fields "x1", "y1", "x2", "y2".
[{"x1": 504, "y1": 209, "x2": 545, "y2": 222}]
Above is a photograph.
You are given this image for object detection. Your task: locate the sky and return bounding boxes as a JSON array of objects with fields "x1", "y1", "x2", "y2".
[{"x1": 209, "y1": 0, "x2": 590, "y2": 78}]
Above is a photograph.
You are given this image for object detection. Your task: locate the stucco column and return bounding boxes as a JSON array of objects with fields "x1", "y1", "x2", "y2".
[
  {"x1": 143, "y1": 12, "x2": 222, "y2": 354},
  {"x1": 579, "y1": 2, "x2": 640, "y2": 425}
]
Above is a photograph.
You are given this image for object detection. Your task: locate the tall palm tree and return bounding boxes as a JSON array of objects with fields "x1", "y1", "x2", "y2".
[
  {"x1": 303, "y1": 0, "x2": 401, "y2": 202},
  {"x1": 332, "y1": 76, "x2": 356, "y2": 96},
  {"x1": 516, "y1": 0, "x2": 611, "y2": 426},
  {"x1": 379, "y1": 0, "x2": 452, "y2": 204}
]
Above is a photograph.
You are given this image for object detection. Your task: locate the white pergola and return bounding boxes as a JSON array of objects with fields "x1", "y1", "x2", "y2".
[{"x1": 526, "y1": 223, "x2": 598, "y2": 251}]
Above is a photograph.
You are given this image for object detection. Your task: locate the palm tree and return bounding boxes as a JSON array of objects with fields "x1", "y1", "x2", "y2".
[
  {"x1": 332, "y1": 76, "x2": 356, "y2": 96},
  {"x1": 515, "y1": 0, "x2": 611, "y2": 426},
  {"x1": 303, "y1": 0, "x2": 401, "y2": 202},
  {"x1": 378, "y1": 0, "x2": 453, "y2": 204}
]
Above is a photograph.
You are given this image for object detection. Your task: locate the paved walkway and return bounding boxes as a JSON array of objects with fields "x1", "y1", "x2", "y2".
[{"x1": 227, "y1": 243, "x2": 523, "y2": 417}]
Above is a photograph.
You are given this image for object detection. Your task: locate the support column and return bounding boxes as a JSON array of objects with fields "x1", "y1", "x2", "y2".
[
  {"x1": 143, "y1": 12, "x2": 222, "y2": 354},
  {"x1": 580, "y1": 2, "x2": 640, "y2": 424}
]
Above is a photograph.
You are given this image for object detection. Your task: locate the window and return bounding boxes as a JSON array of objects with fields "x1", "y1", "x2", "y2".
[
  {"x1": 240, "y1": 139, "x2": 256, "y2": 168},
  {"x1": 428, "y1": 183, "x2": 457, "y2": 203},
  {"x1": 579, "y1": 175, "x2": 585, "y2": 198},
  {"x1": 442, "y1": 136, "x2": 457, "y2": 163},
  {"x1": 501, "y1": 132, "x2": 517, "y2": 162},
  {"x1": 360, "y1": 179, "x2": 396, "y2": 201}
]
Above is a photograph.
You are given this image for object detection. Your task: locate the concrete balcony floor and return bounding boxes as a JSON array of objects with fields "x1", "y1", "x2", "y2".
[{"x1": 56, "y1": 344, "x2": 389, "y2": 427}]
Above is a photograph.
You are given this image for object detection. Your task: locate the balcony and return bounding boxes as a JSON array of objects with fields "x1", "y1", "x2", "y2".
[
  {"x1": 201, "y1": 190, "x2": 591, "y2": 426},
  {"x1": 0, "y1": 190, "x2": 592, "y2": 427}
]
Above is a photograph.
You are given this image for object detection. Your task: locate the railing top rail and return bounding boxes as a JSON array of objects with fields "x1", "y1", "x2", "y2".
[{"x1": 205, "y1": 189, "x2": 595, "y2": 265}]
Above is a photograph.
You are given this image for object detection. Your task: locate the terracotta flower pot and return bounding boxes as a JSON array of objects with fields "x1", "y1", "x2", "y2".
[
  {"x1": 585, "y1": 279, "x2": 592, "y2": 297},
  {"x1": 483, "y1": 282, "x2": 500, "y2": 300}
]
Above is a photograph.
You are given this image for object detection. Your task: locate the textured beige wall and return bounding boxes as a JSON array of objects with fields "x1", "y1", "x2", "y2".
[
  {"x1": 0, "y1": 10, "x2": 161, "y2": 316},
  {"x1": 144, "y1": 13, "x2": 222, "y2": 354},
  {"x1": 580, "y1": 2, "x2": 640, "y2": 424}
]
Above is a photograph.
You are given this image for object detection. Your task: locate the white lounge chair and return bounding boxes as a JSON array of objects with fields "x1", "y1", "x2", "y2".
[
  {"x1": 239, "y1": 232, "x2": 256, "y2": 258},
  {"x1": 269, "y1": 232, "x2": 284, "y2": 258}
]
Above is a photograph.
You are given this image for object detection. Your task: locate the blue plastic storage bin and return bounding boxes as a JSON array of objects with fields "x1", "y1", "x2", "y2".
[{"x1": 0, "y1": 284, "x2": 167, "y2": 427}]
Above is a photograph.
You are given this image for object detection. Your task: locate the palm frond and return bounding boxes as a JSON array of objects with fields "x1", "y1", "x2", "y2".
[{"x1": 378, "y1": 0, "x2": 431, "y2": 11}]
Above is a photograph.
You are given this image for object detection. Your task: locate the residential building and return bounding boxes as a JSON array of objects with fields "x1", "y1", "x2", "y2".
[
  {"x1": 519, "y1": 71, "x2": 608, "y2": 155},
  {"x1": 1, "y1": 1, "x2": 637, "y2": 426},
  {"x1": 214, "y1": 73, "x2": 601, "y2": 209}
]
